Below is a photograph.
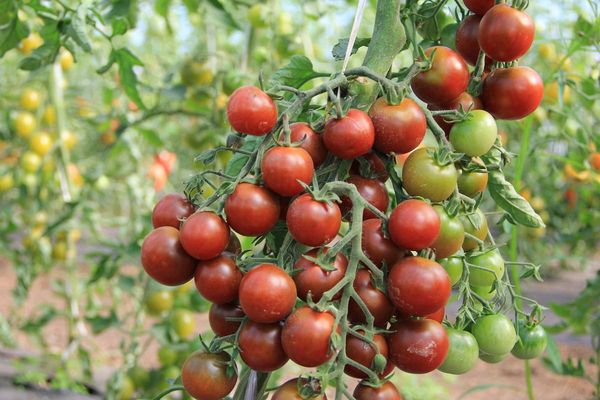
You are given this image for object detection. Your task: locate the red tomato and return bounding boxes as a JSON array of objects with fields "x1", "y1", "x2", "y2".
[
  {"x1": 180, "y1": 211, "x2": 230, "y2": 260},
  {"x1": 340, "y1": 175, "x2": 389, "y2": 220},
  {"x1": 350, "y1": 152, "x2": 389, "y2": 182},
  {"x1": 289, "y1": 122, "x2": 327, "y2": 167},
  {"x1": 293, "y1": 249, "x2": 347, "y2": 302},
  {"x1": 361, "y1": 219, "x2": 404, "y2": 268},
  {"x1": 353, "y1": 381, "x2": 403, "y2": 400},
  {"x1": 348, "y1": 269, "x2": 395, "y2": 328},
  {"x1": 194, "y1": 255, "x2": 243, "y2": 304},
  {"x1": 431, "y1": 92, "x2": 483, "y2": 135},
  {"x1": 368, "y1": 97, "x2": 426, "y2": 154},
  {"x1": 227, "y1": 86, "x2": 278, "y2": 135},
  {"x1": 388, "y1": 199, "x2": 440, "y2": 250},
  {"x1": 455, "y1": 15, "x2": 493, "y2": 67},
  {"x1": 481, "y1": 67, "x2": 543, "y2": 120},
  {"x1": 464, "y1": 0, "x2": 494, "y2": 15},
  {"x1": 286, "y1": 194, "x2": 341, "y2": 247},
  {"x1": 182, "y1": 351, "x2": 237, "y2": 400},
  {"x1": 261, "y1": 146, "x2": 314, "y2": 196},
  {"x1": 152, "y1": 193, "x2": 195, "y2": 229},
  {"x1": 224, "y1": 183, "x2": 280, "y2": 236},
  {"x1": 238, "y1": 320, "x2": 288, "y2": 372},
  {"x1": 238, "y1": 264, "x2": 296, "y2": 323},
  {"x1": 155, "y1": 150, "x2": 177, "y2": 174},
  {"x1": 272, "y1": 378, "x2": 327, "y2": 400},
  {"x1": 209, "y1": 303, "x2": 244, "y2": 337},
  {"x1": 141, "y1": 227, "x2": 196, "y2": 286},
  {"x1": 479, "y1": 4, "x2": 535, "y2": 62},
  {"x1": 323, "y1": 109, "x2": 375, "y2": 159},
  {"x1": 345, "y1": 331, "x2": 390, "y2": 379}
]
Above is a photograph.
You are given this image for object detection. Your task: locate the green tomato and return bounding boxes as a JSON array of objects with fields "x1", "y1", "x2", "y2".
[
  {"x1": 479, "y1": 351, "x2": 508, "y2": 364},
  {"x1": 438, "y1": 328, "x2": 479, "y2": 374},
  {"x1": 432, "y1": 205, "x2": 465, "y2": 259},
  {"x1": 402, "y1": 147, "x2": 458, "y2": 202},
  {"x1": 460, "y1": 209, "x2": 488, "y2": 251},
  {"x1": 450, "y1": 110, "x2": 498, "y2": 157},
  {"x1": 439, "y1": 256, "x2": 463, "y2": 286},
  {"x1": 158, "y1": 346, "x2": 178, "y2": 366},
  {"x1": 471, "y1": 314, "x2": 516, "y2": 356},
  {"x1": 248, "y1": 4, "x2": 269, "y2": 28},
  {"x1": 128, "y1": 366, "x2": 150, "y2": 388},
  {"x1": 172, "y1": 309, "x2": 196, "y2": 340},
  {"x1": 511, "y1": 323, "x2": 548, "y2": 360},
  {"x1": 118, "y1": 376, "x2": 135, "y2": 400},
  {"x1": 467, "y1": 249, "x2": 505, "y2": 287},
  {"x1": 276, "y1": 12, "x2": 293, "y2": 36},
  {"x1": 145, "y1": 290, "x2": 174, "y2": 316}
]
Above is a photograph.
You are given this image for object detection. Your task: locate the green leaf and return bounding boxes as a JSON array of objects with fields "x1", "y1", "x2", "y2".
[
  {"x1": 65, "y1": 4, "x2": 92, "y2": 52},
  {"x1": 114, "y1": 48, "x2": 146, "y2": 110},
  {"x1": 138, "y1": 128, "x2": 164, "y2": 147},
  {"x1": 225, "y1": 135, "x2": 260, "y2": 176},
  {"x1": 97, "y1": 50, "x2": 116, "y2": 74},
  {"x1": 269, "y1": 55, "x2": 324, "y2": 88},
  {"x1": 86, "y1": 311, "x2": 119, "y2": 334},
  {"x1": 331, "y1": 37, "x2": 371, "y2": 61},
  {"x1": 0, "y1": 3, "x2": 28, "y2": 57},
  {"x1": 111, "y1": 16, "x2": 130, "y2": 37},
  {"x1": 19, "y1": 23, "x2": 61, "y2": 70},
  {"x1": 21, "y1": 306, "x2": 58, "y2": 333},
  {"x1": 205, "y1": 0, "x2": 242, "y2": 30}
]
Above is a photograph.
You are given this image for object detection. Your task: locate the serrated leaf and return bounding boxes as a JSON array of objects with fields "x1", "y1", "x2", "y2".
[
  {"x1": 66, "y1": 5, "x2": 92, "y2": 52},
  {"x1": 114, "y1": 48, "x2": 146, "y2": 110},
  {"x1": 331, "y1": 37, "x2": 371, "y2": 61},
  {"x1": 269, "y1": 55, "x2": 324, "y2": 88}
]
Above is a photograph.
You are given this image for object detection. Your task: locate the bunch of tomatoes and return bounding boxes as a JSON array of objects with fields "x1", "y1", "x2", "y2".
[{"x1": 140, "y1": 2, "x2": 549, "y2": 399}]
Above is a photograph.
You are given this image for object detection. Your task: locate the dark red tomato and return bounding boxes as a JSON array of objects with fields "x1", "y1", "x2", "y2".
[
  {"x1": 152, "y1": 193, "x2": 195, "y2": 229},
  {"x1": 289, "y1": 122, "x2": 327, "y2": 167},
  {"x1": 396, "y1": 306, "x2": 445, "y2": 323},
  {"x1": 411, "y1": 46, "x2": 470, "y2": 105},
  {"x1": 180, "y1": 211, "x2": 230, "y2": 260},
  {"x1": 455, "y1": 15, "x2": 492, "y2": 67},
  {"x1": 432, "y1": 92, "x2": 483, "y2": 135},
  {"x1": 351, "y1": 152, "x2": 389, "y2": 182},
  {"x1": 238, "y1": 320, "x2": 288, "y2": 372},
  {"x1": 345, "y1": 331, "x2": 389, "y2": 379},
  {"x1": 224, "y1": 183, "x2": 280, "y2": 236},
  {"x1": 293, "y1": 249, "x2": 348, "y2": 301},
  {"x1": 402, "y1": 147, "x2": 458, "y2": 201},
  {"x1": 353, "y1": 381, "x2": 403, "y2": 400},
  {"x1": 141, "y1": 226, "x2": 196, "y2": 286},
  {"x1": 286, "y1": 194, "x2": 341, "y2": 247},
  {"x1": 431, "y1": 205, "x2": 465, "y2": 259},
  {"x1": 388, "y1": 199, "x2": 440, "y2": 251},
  {"x1": 368, "y1": 97, "x2": 426, "y2": 154},
  {"x1": 479, "y1": 4, "x2": 535, "y2": 62},
  {"x1": 323, "y1": 109, "x2": 375, "y2": 159},
  {"x1": 181, "y1": 351, "x2": 237, "y2": 400},
  {"x1": 238, "y1": 264, "x2": 296, "y2": 323},
  {"x1": 194, "y1": 255, "x2": 242, "y2": 304},
  {"x1": 464, "y1": 0, "x2": 494, "y2": 15},
  {"x1": 209, "y1": 303, "x2": 244, "y2": 337},
  {"x1": 388, "y1": 257, "x2": 451, "y2": 317},
  {"x1": 261, "y1": 146, "x2": 314, "y2": 197},
  {"x1": 282, "y1": 306, "x2": 336, "y2": 367},
  {"x1": 227, "y1": 86, "x2": 277, "y2": 136},
  {"x1": 340, "y1": 175, "x2": 389, "y2": 220},
  {"x1": 387, "y1": 319, "x2": 449, "y2": 374},
  {"x1": 481, "y1": 67, "x2": 543, "y2": 120},
  {"x1": 348, "y1": 269, "x2": 395, "y2": 328},
  {"x1": 361, "y1": 219, "x2": 404, "y2": 268},
  {"x1": 272, "y1": 378, "x2": 327, "y2": 400}
]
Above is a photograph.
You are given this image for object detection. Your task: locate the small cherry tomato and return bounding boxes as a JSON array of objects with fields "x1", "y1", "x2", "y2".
[
  {"x1": 227, "y1": 86, "x2": 278, "y2": 135},
  {"x1": 388, "y1": 199, "x2": 440, "y2": 251},
  {"x1": 323, "y1": 109, "x2": 375, "y2": 159}
]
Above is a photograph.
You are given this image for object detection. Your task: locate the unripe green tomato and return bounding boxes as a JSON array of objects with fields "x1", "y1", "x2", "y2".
[
  {"x1": 248, "y1": 4, "x2": 269, "y2": 28},
  {"x1": 450, "y1": 110, "x2": 498, "y2": 157},
  {"x1": 95, "y1": 175, "x2": 111, "y2": 191},
  {"x1": 438, "y1": 256, "x2": 463, "y2": 286},
  {"x1": 117, "y1": 376, "x2": 135, "y2": 400},
  {"x1": 432, "y1": 205, "x2": 465, "y2": 259},
  {"x1": 145, "y1": 290, "x2": 174, "y2": 315},
  {"x1": 252, "y1": 45, "x2": 270, "y2": 64},
  {"x1": 276, "y1": 12, "x2": 293, "y2": 36},
  {"x1": 172, "y1": 309, "x2": 196, "y2": 340},
  {"x1": 511, "y1": 323, "x2": 548, "y2": 360},
  {"x1": 471, "y1": 314, "x2": 516, "y2": 356},
  {"x1": 438, "y1": 328, "x2": 479, "y2": 374},
  {"x1": 158, "y1": 346, "x2": 178, "y2": 366},
  {"x1": 128, "y1": 366, "x2": 150, "y2": 388},
  {"x1": 470, "y1": 284, "x2": 496, "y2": 301},
  {"x1": 467, "y1": 249, "x2": 505, "y2": 287},
  {"x1": 479, "y1": 351, "x2": 508, "y2": 364},
  {"x1": 460, "y1": 209, "x2": 488, "y2": 251}
]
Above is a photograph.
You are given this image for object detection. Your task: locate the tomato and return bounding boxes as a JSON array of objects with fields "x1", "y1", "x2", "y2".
[
  {"x1": 388, "y1": 199, "x2": 440, "y2": 250},
  {"x1": 21, "y1": 151, "x2": 42, "y2": 173},
  {"x1": 350, "y1": 152, "x2": 389, "y2": 182},
  {"x1": 152, "y1": 193, "x2": 195, "y2": 229},
  {"x1": 281, "y1": 306, "x2": 335, "y2": 367},
  {"x1": 42, "y1": 106, "x2": 56, "y2": 126},
  {"x1": 20, "y1": 88, "x2": 41, "y2": 111},
  {"x1": 194, "y1": 255, "x2": 242, "y2": 304},
  {"x1": 239, "y1": 264, "x2": 296, "y2": 323},
  {"x1": 180, "y1": 211, "x2": 230, "y2": 260},
  {"x1": 361, "y1": 219, "x2": 404, "y2": 268},
  {"x1": 261, "y1": 146, "x2": 314, "y2": 196},
  {"x1": 402, "y1": 148, "x2": 458, "y2": 201},
  {"x1": 589, "y1": 152, "x2": 600, "y2": 171},
  {"x1": 471, "y1": 314, "x2": 517, "y2": 356},
  {"x1": 63, "y1": 130, "x2": 78, "y2": 150},
  {"x1": 481, "y1": 67, "x2": 543, "y2": 120},
  {"x1": 511, "y1": 323, "x2": 548, "y2": 360},
  {"x1": 248, "y1": 3, "x2": 269, "y2": 28},
  {"x1": 450, "y1": 110, "x2": 497, "y2": 157},
  {"x1": 158, "y1": 346, "x2": 178, "y2": 366},
  {"x1": 348, "y1": 269, "x2": 394, "y2": 328},
  {"x1": 479, "y1": 5, "x2": 535, "y2": 62},
  {"x1": 209, "y1": 303, "x2": 244, "y2": 337},
  {"x1": 467, "y1": 249, "x2": 505, "y2": 286},
  {"x1": 353, "y1": 381, "x2": 402, "y2": 400},
  {"x1": 345, "y1": 331, "x2": 389, "y2": 379},
  {"x1": 323, "y1": 109, "x2": 375, "y2": 159},
  {"x1": 432, "y1": 92, "x2": 483, "y2": 135},
  {"x1": 238, "y1": 320, "x2": 288, "y2": 371},
  {"x1": 181, "y1": 351, "x2": 237, "y2": 400},
  {"x1": 224, "y1": 183, "x2": 280, "y2": 236},
  {"x1": 128, "y1": 365, "x2": 150, "y2": 388},
  {"x1": 479, "y1": 351, "x2": 508, "y2": 364},
  {"x1": 0, "y1": 174, "x2": 14, "y2": 192},
  {"x1": 227, "y1": 86, "x2": 278, "y2": 136},
  {"x1": 60, "y1": 49, "x2": 74, "y2": 71},
  {"x1": 293, "y1": 249, "x2": 347, "y2": 301},
  {"x1": 145, "y1": 290, "x2": 174, "y2": 315},
  {"x1": 411, "y1": 46, "x2": 469, "y2": 105},
  {"x1": 388, "y1": 256, "x2": 451, "y2": 317},
  {"x1": 288, "y1": 122, "x2": 327, "y2": 167},
  {"x1": 438, "y1": 256, "x2": 463, "y2": 286},
  {"x1": 455, "y1": 15, "x2": 491, "y2": 66},
  {"x1": 172, "y1": 309, "x2": 196, "y2": 339},
  {"x1": 458, "y1": 164, "x2": 488, "y2": 198},
  {"x1": 340, "y1": 175, "x2": 389, "y2": 220},
  {"x1": 368, "y1": 97, "x2": 426, "y2": 154},
  {"x1": 117, "y1": 376, "x2": 135, "y2": 400},
  {"x1": 471, "y1": 284, "x2": 496, "y2": 302},
  {"x1": 19, "y1": 32, "x2": 43, "y2": 55},
  {"x1": 286, "y1": 194, "x2": 341, "y2": 247},
  {"x1": 272, "y1": 378, "x2": 327, "y2": 400},
  {"x1": 14, "y1": 111, "x2": 36, "y2": 138},
  {"x1": 438, "y1": 328, "x2": 479, "y2": 375},
  {"x1": 181, "y1": 60, "x2": 213, "y2": 86},
  {"x1": 141, "y1": 226, "x2": 196, "y2": 286},
  {"x1": 388, "y1": 319, "x2": 449, "y2": 374},
  {"x1": 418, "y1": 9, "x2": 453, "y2": 41},
  {"x1": 463, "y1": 0, "x2": 494, "y2": 15},
  {"x1": 460, "y1": 209, "x2": 488, "y2": 251},
  {"x1": 431, "y1": 205, "x2": 465, "y2": 259}
]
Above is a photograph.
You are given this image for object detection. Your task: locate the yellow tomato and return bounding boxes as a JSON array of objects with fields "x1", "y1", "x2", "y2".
[
  {"x1": 62, "y1": 130, "x2": 78, "y2": 150},
  {"x1": 21, "y1": 151, "x2": 41, "y2": 173},
  {"x1": 145, "y1": 290, "x2": 174, "y2": 316},
  {"x1": 42, "y1": 106, "x2": 56, "y2": 126},
  {"x1": 68, "y1": 163, "x2": 84, "y2": 187},
  {"x1": 33, "y1": 211, "x2": 48, "y2": 227},
  {"x1": 117, "y1": 376, "x2": 135, "y2": 400},
  {"x1": 564, "y1": 164, "x2": 590, "y2": 182},
  {"x1": 216, "y1": 93, "x2": 228, "y2": 110},
  {"x1": 519, "y1": 188, "x2": 532, "y2": 202},
  {"x1": 590, "y1": 153, "x2": 600, "y2": 171},
  {"x1": 19, "y1": 32, "x2": 44, "y2": 55},
  {"x1": 14, "y1": 111, "x2": 36, "y2": 138},
  {"x1": 248, "y1": 3, "x2": 269, "y2": 28},
  {"x1": 29, "y1": 132, "x2": 53, "y2": 156},
  {"x1": 42, "y1": 158, "x2": 55, "y2": 174},
  {"x1": 526, "y1": 227, "x2": 546, "y2": 239},
  {"x1": 530, "y1": 196, "x2": 545, "y2": 212},
  {"x1": 171, "y1": 310, "x2": 196, "y2": 340},
  {"x1": 538, "y1": 43, "x2": 556, "y2": 62},
  {"x1": 544, "y1": 81, "x2": 571, "y2": 104},
  {"x1": 0, "y1": 174, "x2": 14, "y2": 191},
  {"x1": 59, "y1": 49, "x2": 74, "y2": 70},
  {"x1": 52, "y1": 240, "x2": 68, "y2": 261},
  {"x1": 21, "y1": 173, "x2": 38, "y2": 189},
  {"x1": 20, "y1": 88, "x2": 41, "y2": 111},
  {"x1": 180, "y1": 61, "x2": 213, "y2": 86}
]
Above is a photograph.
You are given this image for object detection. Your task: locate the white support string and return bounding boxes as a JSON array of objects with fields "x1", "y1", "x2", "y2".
[{"x1": 341, "y1": 0, "x2": 369, "y2": 73}]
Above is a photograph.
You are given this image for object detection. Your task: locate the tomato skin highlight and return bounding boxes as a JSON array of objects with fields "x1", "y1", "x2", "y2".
[
  {"x1": 402, "y1": 148, "x2": 458, "y2": 202},
  {"x1": 227, "y1": 86, "x2": 278, "y2": 135},
  {"x1": 353, "y1": 381, "x2": 403, "y2": 400},
  {"x1": 293, "y1": 249, "x2": 347, "y2": 302},
  {"x1": 289, "y1": 122, "x2": 328, "y2": 167},
  {"x1": 340, "y1": 175, "x2": 389, "y2": 220},
  {"x1": 209, "y1": 303, "x2": 244, "y2": 337},
  {"x1": 261, "y1": 146, "x2": 315, "y2": 197},
  {"x1": 141, "y1": 226, "x2": 196, "y2": 286},
  {"x1": 348, "y1": 269, "x2": 395, "y2": 328},
  {"x1": 181, "y1": 351, "x2": 237, "y2": 400},
  {"x1": 152, "y1": 193, "x2": 195, "y2": 229},
  {"x1": 238, "y1": 320, "x2": 289, "y2": 372},
  {"x1": 479, "y1": 4, "x2": 535, "y2": 62},
  {"x1": 224, "y1": 183, "x2": 280, "y2": 236},
  {"x1": 180, "y1": 211, "x2": 230, "y2": 260},
  {"x1": 481, "y1": 67, "x2": 543, "y2": 120},
  {"x1": 368, "y1": 97, "x2": 426, "y2": 154},
  {"x1": 361, "y1": 219, "x2": 404, "y2": 268},
  {"x1": 194, "y1": 255, "x2": 242, "y2": 304},
  {"x1": 286, "y1": 194, "x2": 342, "y2": 247},
  {"x1": 388, "y1": 199, "x2": 441, "y2": 251},
  {"x1": 323, "y1": 109, "x2": 375, "y2": 159}
]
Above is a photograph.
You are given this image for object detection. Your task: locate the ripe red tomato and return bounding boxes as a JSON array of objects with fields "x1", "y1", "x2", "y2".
[
  {"x1": 479, "y1": 5, "x2": 535, "y2": 62},
  {"x1": 455, "y1": 15, "x2": 491, "y2": 67},
  {"x1": 227, "y1": 86, "x2": 278, "y2": 135},
  {"x1": 353, "y1": 381, "x2": 402, "y2": 400},
  {"x1": 402, "y1": 148, "x2": 458, "y2": 201},
  {"x1": 388, "y1": 256, "x2": 451, "y2": 317},
  {"x1": 293, "y1": 249, "x2": 347, "y2": 301},
  {"x1": 289, "y1": 122, "x2": 327, "y2": 167},
  {"x1": 464, "y1": 0, "x2": 494, "y2": 15},
  {"x1": 238, "y1": 264, "x2": 296, "y2": 323},
  {"x1": 286, "y1": 194, "x2": 341, "y2": 247},
  {"x1": 152, "y1": 193, "x2": 195, "y2": 229},
  {"x1": 180, "y1": 211, "x2": 230, "y2": 260},
  {"x1": 388, "y1": 319, "x2": 449, "y2": 374},
  {"x1": 350, "y1": 152, "x2": 389, "y2": 182},
  {"x1": 209, "y1": 303, "x2": 244, "y2": 336},
  {"x1": 224, "y1": 183, "x2": 280, "y2": 236},
  {"x1": 345, "y1": 331, "x2": 389, "y2": 379},
  {"x1": 432, "y1": 92, "x2": 483, "y2": 135},
  {"x1": 281, "y1": 306, "x2": 336, "y2": 367},
  {"x1": 411, "y1": 46, "x2": 470, "y2": 105},
  {"x1": 340, "y1": 175, "x2": 389, "y2": 220},
  {"x1": 194, "y1": 255, "x2": 243, "y2": 304},
  {"x1": 238, "y1": 320, "x2": 288, "y2": 372},
  {"x1": 361, "y1": 219, "x2": 404, "y2": 268},
  {"x1": 323, "y1": 109, "x2": 375, "y2": 159},
  {"x1": 431, "y1": 205, "x2": 465, "y2": 259},
  {"x1": 261, "y1": 146, "x2": 314, "y2": 196},
  {"x1": 388, "y1": 199, "x2": 440, "y2": 251},
  {"x1": 368, "y1": 97, "x2": 426, "y2": 154},
  {"x1": 181, "y1": 351, "x2": 237, "y2": 400},
  {"x1": 348, "y1": 269, "x2": 395, "y2": 328},
  {"x1": 481, "y1": 67, "x2": 543, "y2": 120},
  {"x1": 141, "y1": 227, "x2": 196, "y2": 286},
  {"x1": 272, "y1": 378, "x2": 327, "y2": 400}
]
